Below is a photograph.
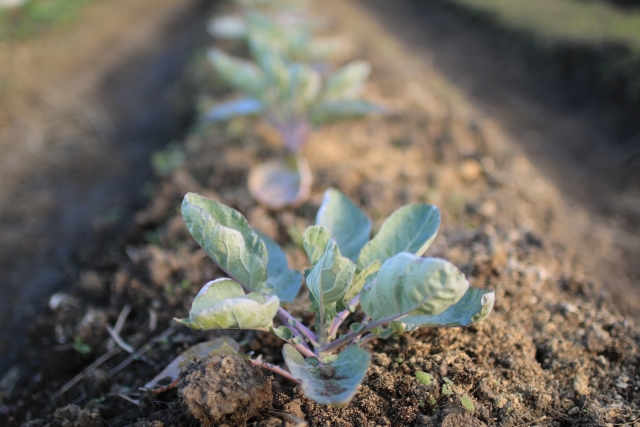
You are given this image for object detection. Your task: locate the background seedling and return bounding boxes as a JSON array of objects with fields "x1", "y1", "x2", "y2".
[
  {"x1": 206, "y1": 46, "x2": 382, "y2": 208},
  {"x1": 416, "y1": 371, "x2": 433, "y2": 386},
  {"x1": 201, "y1": 0, "x2": 382, "y2": 209},
  {"x1": 460, "y1": 393, "x2": 476, "y2": 412},
  {"x1": 174, "y1": 188, "x2": 495, "y2": 405}
]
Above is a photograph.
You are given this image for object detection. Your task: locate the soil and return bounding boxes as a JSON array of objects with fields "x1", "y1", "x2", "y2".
[
  {"x1": 1, "y1": 0, "x2": 640, "y2": 426},
  {"x1": 179, "y1": 355, "x2": 272, "y2": 426},
  {"x1": 0, "y1": 0, "x2": 211, "y2": 371}
]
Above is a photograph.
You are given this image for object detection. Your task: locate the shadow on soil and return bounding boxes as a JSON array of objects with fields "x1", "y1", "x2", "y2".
[
  {"x1": 0, "y1": 0, "x2": 211, "y2": 373},
  {"x1": 361, "y1": 0, "x2": 640, "y2": 294}
]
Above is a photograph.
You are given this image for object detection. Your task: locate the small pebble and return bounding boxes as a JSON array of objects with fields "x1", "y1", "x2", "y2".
[{"x1": 460, "y1": 159, "x2": 483, "y2": 182}]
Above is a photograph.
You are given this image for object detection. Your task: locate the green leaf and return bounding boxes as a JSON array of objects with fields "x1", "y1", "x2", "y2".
[
  {"x1": 254, "y1": 229, "x2": 302, "y2": 302},
  {"x1": 174, "y1": 278, "x2": 279, "y2": 330},
  {"x1": 460, "y1": 394, "x2": 475, "y2": 412},
  {"x1": 250, "y1": 41, "x2": 290, "y2": 96},
  {"x1": 357, "y1": 204, "x2": 441, "y2": 269},
  {"x1": 369, "y1": 326, "x2": 394, "y2": 339},
  {"x1": 323, "y1": 60, "x2": 371, "y2": 100},
  {"x1": 315, "y1": 188, "x2": 371, "y2": 262},
  {"x1": 287, "y1": 63, "x2": 322, "y2": 111},
  {"x1": 305, "y1": 239, "x2": 356, "y2": 320},
  {"x1": 360, "y1": 254, "x2": 469, "y2": 321},
  {"x1": 303, "y1": 225, "x2": 332, "y2": 266},
  {"x1": 208, "y1": 48, "x2": 266, "y2": 99},
  {"x1": 321, "y1": 354, "x2": 339, "y2": 364},
  {"x1": 248, "y1": 155, "x2": 312, "y2": 210},
  {"x1": 342, "y1": 260, "x2": 381, "y2": 306},
  {"x1": 283, "y1": 344, "x2": 371, "y2": 406},
  {"x1": 349, "y1": 322, "x2": 362, "y2": 333},
  {"x1": 391, "y1": 288, "x2": 495, "y2": 332},
  {"x1": 202, "y1": 97, "x2": 264, "y2": 122},
  {"x1": 181, "y1": 193, "x2": 269, "y2": 293},
  {"x1": 272, "y1": 325, "x2": 293, "y2": 341},
  {"x1": 415, "y1": 371, "x2": 433, "y2": 386},
  {"x1": 309, "y1": 99, "x2": 384, "y2": 126},
  {"x1": 442, "y1": 384, "x2": 454, "y2": 396}
]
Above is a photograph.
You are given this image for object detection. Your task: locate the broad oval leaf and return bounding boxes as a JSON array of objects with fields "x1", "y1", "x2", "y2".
[
  {"x1": 248, "y1": 155, "x2": 312, "y2": 210},
  {"x1": 305, "y1": 239, "x2": 356, "y2": 319},
  {"x1": 316, "y1": 188, "x2": 371, "y2": 262},
  {"x1": 182, "y1": 193, "x2": 269, "y2": 293},
  {"x1": 254, "y1": 229, "x2": 302, "y2": 302},
  {"x1": 283, "y1": 344, "x2": 370, "y2": 406},
  {"x1": 357, "y1": 204, "x2": 441, "y2": 269},
  {"x1": 202, "y1": 97, "x2": 264, "y2": 122},
  {"x1": 208, "y1": 48, "x2": 266, "y2": 99},
  {"x1": 360, "y1": 254, "x2": 469, "y2": 321},
  {"x1": 309, "y1": 99, "x2": 384, "y2": 126},
  {"x1": 391, "y1": 287, "x2": 495, "y2": 331},
  {"x1": 303, "y1": 225, "x2": 332, "y2": 266},
  {"x1": 323, "y1": 61, "x2": 371, "y2": 100},
  {"x1": 174, "y1": 278, "x2": 279, "y2": 330}
]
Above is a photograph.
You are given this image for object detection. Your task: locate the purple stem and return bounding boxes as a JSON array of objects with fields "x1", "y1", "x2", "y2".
[
  {"x1": 329, "y1": 309, "x2": 351, "y2": 338},
  {"x1": 278, "y1": 308, "x2": 319, "y2": 347},
  {"x1": 321, "y1": 297, "x2": 436, "y2": 354},
  {"x1": 358, "y1": 333, "x2": 378, "y2": 347},
  {"x1": 281, "y1": 336, "x2": 317, "y2": 360},
  {"x1": 329, "y1": 296, "x2": 360, "y2": 338},
  {"x1": 273, "y1": 120, "x2": 311, "y2": 153},
  {"x1": 320, "y1": 315, "x2": 391, "y2": 354},
  {"x1": 250, "y1": 359, "x2": 300, "y2": 384}
]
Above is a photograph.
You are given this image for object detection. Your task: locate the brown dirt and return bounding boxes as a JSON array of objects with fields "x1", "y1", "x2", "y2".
[
  {"x1": 22, "y1": 404, "x2": 102, "y2": 427},
  {"x1": 0, "y1": 0, "x2": 211, "y2": 370},
  {"x1": 2, "y1": 0, "x2": 640, "y2": 426},
  {"x1": 179, "y1": 355, "x2": 272, "y2": 426}
]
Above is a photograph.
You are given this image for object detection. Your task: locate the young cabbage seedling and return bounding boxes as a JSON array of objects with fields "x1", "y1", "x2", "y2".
[
  {"x1": 175, "y1": 189, "x2": 494, "y2": 405},
  {"x1": 204, "y1": 43, "x2": 382, "y2": 209}
]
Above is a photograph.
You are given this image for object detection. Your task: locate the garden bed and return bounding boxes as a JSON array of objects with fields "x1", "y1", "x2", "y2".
[{"x1": 2, "y1": 0, "x2": 639, "y2": 426}]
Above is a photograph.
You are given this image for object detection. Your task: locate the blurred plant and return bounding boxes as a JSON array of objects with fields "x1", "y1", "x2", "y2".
[
  {"x1": 206, "y1": 45, "x2": 379, "y2": 151},
  {"x1": 73, "y1": 337, "x2": 92, "y2": 357},
  {"x1": 209, "y1": 11, "x2": 349, "y2": 63},
  {"x1": 0, "y1": 0, "x2": 94, "y2": 40},
  {"x1": 151, "y1": 143, "x2": 186, "y2": 176},
  {"x1": 174, "y1": 189, "x2": 495, "y2": 405},
  {"x1": 205, "y1": 44, "x2": 382, "y2": 208}
]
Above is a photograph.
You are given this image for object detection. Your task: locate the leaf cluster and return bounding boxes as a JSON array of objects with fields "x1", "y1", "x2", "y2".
[
  {"x1": 202, "y1": 0, "x2": 382, "y2": 153},
  {"x1": 206, "y1": 45, "x2": 381, "y2": 151},
  {"x1": 175, "y1": 189, "x2": 495, "y2": 405}
]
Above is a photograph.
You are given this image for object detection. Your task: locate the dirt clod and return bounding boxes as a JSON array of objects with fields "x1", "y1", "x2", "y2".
[
  {"x1": 23, "y1": 405, "x2": 101, "y2": 427},
  {"x1": 178, "y1": 355, "x2": 272, "y2": 427}
]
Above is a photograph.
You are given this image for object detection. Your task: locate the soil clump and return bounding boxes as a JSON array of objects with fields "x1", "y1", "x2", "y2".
[{"x1": 179, "y1": 355, "x2": 272, "y2": 426}]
